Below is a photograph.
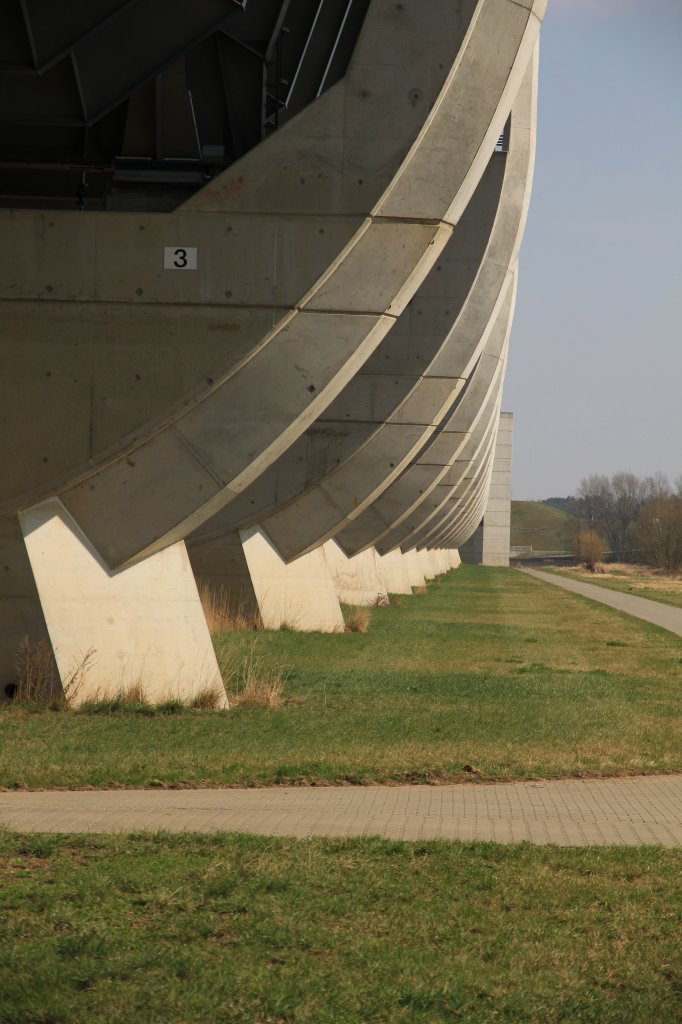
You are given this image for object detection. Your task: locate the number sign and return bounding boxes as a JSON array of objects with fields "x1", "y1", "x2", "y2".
[{"x1": 163, "y1": 246, "x2": 198, "y2": 270}]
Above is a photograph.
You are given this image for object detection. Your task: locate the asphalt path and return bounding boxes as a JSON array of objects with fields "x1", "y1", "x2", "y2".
[{"x1": 519, "y1": 567, "x2": 682, "y2": 637}]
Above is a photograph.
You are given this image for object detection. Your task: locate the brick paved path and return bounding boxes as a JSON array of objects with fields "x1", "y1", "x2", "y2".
[
  {"x1": 519, "y1": 567, "x2": 682, "y2": 637},
  {"x1": 1, "y1": 776, "x2": 680, "y2": 846}
]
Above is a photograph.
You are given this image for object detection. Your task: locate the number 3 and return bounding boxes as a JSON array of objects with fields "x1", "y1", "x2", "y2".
[{"x1": 173, "y1": 248, "x2": 188, "y2": 268}]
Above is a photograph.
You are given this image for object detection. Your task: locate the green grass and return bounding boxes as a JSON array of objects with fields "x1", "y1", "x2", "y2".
[
  {"x1": 1, "y1": 567, "x2": 681, "y2": 789},
  {"x1": 545, "y1": 565, "x2": 682, "y2": 611},
  {"x1": 1, "y1": 830, "x2": 681, "y2": 1024},
  {"x1": 511, "y1": 500, "x2": 576, "y2": 553}
]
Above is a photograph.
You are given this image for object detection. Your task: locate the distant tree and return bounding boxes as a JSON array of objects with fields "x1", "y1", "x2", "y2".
[
  {"x1": 634, "y1": 497, "x2": 682, "y2": 572},
  {"x1": 573, "y1": 529, "x2": 606, "y2": 571},
  {"x1": 576, "y1": 474, "x2": 614, "y2": 550},
  {"x1": 577, "y1": 472, "x2": 658, "y2": 561},
  {"x1": 542, "y1": 496, "x2": 580, "y2": 516}
]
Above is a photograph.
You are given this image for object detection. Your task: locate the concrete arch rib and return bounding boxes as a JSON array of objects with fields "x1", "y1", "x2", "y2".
[
  {"x1": 187, "y1": 43, "x2": 537, "y2": 573},
  {"x1": 404, "y1": 379, "x2": 504, "y2": 554},
  {"x1": 4, "y1": 0, "x2": 484, "y2": 520},
  {"x1": 187, "y1": 147, "x2": 508, "y2": 568},
  {"x1": 337, "y1": 267, "x2": 516, "y2": 557},
  {"x1": 392, "y1": 346, "x2": 509, "y2": 554},
  {"x1": 3, "y1": 0, "x2": 544, "y2": 571},
  {"x1": 403, "y1": 357, "x2": 508, "y2": 553}
]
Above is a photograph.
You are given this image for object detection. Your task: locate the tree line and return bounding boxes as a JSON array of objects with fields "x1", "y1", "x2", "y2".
[{"x1": 544, "y1": 472, "x2": 682, "y2": 572}]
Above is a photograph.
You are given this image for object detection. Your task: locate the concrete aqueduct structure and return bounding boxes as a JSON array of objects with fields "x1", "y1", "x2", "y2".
[{"x1": 0, "y1": 0, "x2": 545, "y2": 702}]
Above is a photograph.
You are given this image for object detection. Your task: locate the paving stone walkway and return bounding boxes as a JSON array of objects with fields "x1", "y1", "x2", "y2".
[
  {"x1": 1, "y1": 776, "x2": 681, "y2": 846},
  {"x1": 519, "y1": 567, "x2": 682, "y2": 637}
]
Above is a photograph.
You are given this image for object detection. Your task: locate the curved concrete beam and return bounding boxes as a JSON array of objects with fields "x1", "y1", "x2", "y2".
[
  {"x1": 187, "y1": 148, "x2": 507, "y2": 564},
  {"x1": 185, "y1": 42, "x2": 537, "y2": 579},
  {"x1": 338, "y1": 269, "x2": 516, "y2": 557},
  {"x1": 409, "y1": 391, "x2": 502, "y2": 552},
  {"x1": 2, "y1": 0, "x2": 544, "y2": 576}
]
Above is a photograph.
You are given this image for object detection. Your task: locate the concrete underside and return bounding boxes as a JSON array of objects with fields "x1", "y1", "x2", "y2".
[{"x1": 1, "y1": 1, "x2": 545, "y2": 683}]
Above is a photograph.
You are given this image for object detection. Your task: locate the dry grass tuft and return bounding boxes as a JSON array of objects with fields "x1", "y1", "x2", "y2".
[
  {"x1": 9, "y1": 639, "x2": 96, "y2": 708},
  {"x1": 12, "y1": 637, "x2": 59, "y2": 705},
  {"x1": 222, "y1": 643, "x2": 289, "y2": 709},
  {"x1": 343, "y1": 606, "x2": 371, "y2": 633},
  {"x1": 190, "y1": 686, "x2": 224, "y2": 711},
  {"x1": 117, "y1": 681, "x2": 148, "y2": 705},
  {"x1": 414, "y1": 585, "x2": 428, "y2": 596},
  {"x1": 198, "y1": 583, "x2": 261, "y2": 635}
]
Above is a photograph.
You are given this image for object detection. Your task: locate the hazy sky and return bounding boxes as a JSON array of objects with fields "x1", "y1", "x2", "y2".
[{"x1": 503, "y1": 0, "x2": 682, "y2": 499}]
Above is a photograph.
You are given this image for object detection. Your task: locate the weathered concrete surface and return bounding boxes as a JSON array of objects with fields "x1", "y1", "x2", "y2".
[
  {"x1": 1, "y1": 775, "x2": 679, "y2": 847},
  {"x1": 18, "y1": 500, "x2": 223, "y2": 705},
  {"x1": 0, "y1": 516, "x2": 54, "y2": 696},
  {"x1": 324, "y1": 542, "x2": 388, "y2": 607},
  {"x1": 188, "y1": 530, "x2": 261, "y2": 625},
  {"x1": 405, "y1": 549, "x2": 427, "y2": 588},
  {"x1": 461, "y1": 412, "x2": 513, "y2": 565},
  {"x1": 187, "y1": 46, "x2": 540, "y2": 576},
  {"x1": 240, "y1": 527, "x2": 344, "y2": 633},
  {"x1": 419, "y1": 551, "x2": 438, "y2": 580},
  {"x1": 1, "y1": 0, "x2": 545, "y2": 571},
  {"x1": 1, "y1": 3, "x2": 546, "y2": 672},
  {"x1": 335, "y1": 43, "x2": 537, "y2": 561},
  {"x1": 520, "y1": 568, "x2": 682, "y2": 639},
  {"x1": 377, "y1": 550, "x2": 412, "y2": 595},
  {"x1": 337, "y1": 273, "x2": 513, "y2": 558}
]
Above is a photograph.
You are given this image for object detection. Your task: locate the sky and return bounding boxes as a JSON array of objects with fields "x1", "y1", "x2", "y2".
[{"x1": 503, "y1": 0, "x2": 682, "y2": 499}]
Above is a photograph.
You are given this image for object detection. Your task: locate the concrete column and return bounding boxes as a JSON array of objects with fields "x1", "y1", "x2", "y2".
[
  {"x1": 240, "y1": 528, "x2": 344, "y2": 632},
  {"x1": 188, "y1": 529, "x2": 261, "y2": 625},
  {"x1": 323, "y1": 542, "x2": 389, "y2": 607},
  {"x1": 460, "y1": 412, "x2": 513, "y2": 566},
  {"x1": 377, "y1": 550, "x2": 412, "y2": 595},
  {"x1": 436, "y1": 550, "x2": 451, "y2": 574},
  {"x1": 404, "y1": 549, "x2": 427, "y2": 589},
  {"x1": 0, "y1": 515, "x2": 55, "y2": 701},
  {"x1": 448, "y1": 550, "x2": 462, "y2": 569},
  {"x1": 7, "y1": 499, "x2": 223, "y2": 705},
  {"x1": 419, "y1": 550, "x2": 436, "y2": 580}
]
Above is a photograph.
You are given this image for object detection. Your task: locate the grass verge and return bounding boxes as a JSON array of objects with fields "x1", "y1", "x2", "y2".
[
  {"x1": 1, "y1": 567, "x2": 681, "y2": 789},
  {"x1": 544, "y1": 564, "x2": 682, "y2": 611},
  {"x1": 1, "y1": 830, "x2": 680, "y2": 1024}
]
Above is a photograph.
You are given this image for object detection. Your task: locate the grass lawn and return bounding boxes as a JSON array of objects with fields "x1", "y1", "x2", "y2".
[
  {"x1": 546, "y1": 564, "x2": 682, "y2": 611},
  {"x1": 510, "y1": 500, "x2": 576, "y2": 553},
  {"x1": 1, "y1": 830, "x2": 681, "y2": 1024},
  {"x1": 1, "y1": 567, "x2": 680, "y2": 789}
]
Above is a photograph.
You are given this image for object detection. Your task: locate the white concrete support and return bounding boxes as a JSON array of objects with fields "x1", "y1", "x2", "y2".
[
  {"x1": 240, "y1": 528, "x2": 344, "y2": 632},
  {"x1": 430, "y1": 551, "x2": 445, "y2": 576},
  {"x1": 17, "y1": 500, "x2": 223, "y2": 705},
  {"x1": 460, "y1": 412, "x2": 513, "y2": 566},
  {"x1": 377, "y1": 550, "x2": 413, "y2": 595},
  {"x1": 448, "y1": 550, "x2": 462, "y2": 569},
  {"x1": 404, "y1": 549, "x2": 427, "y2": 589},
  {"x1": 438, "y1": 550, "x2": 452, "y2": 574},
  {"x1": 323, "y1": 541, "x2": 389, "y2": 607},
  {"x1": 419, "y1": 550, "x2": 437, "y2": 581}
]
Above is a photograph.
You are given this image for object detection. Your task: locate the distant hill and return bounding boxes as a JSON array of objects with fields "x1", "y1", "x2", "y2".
[{"x1": 510, "y1": 501, "x2": 576, "y2": 553}]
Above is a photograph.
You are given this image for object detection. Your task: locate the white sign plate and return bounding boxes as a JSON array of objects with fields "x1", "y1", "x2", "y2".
[{"x1": 163, "y1": 246, "x2": 198, "y2": 270}]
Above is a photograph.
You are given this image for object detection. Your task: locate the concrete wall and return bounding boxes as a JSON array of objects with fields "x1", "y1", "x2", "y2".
[{"x1": 460, "y1": 412, "x2": 513, "y2": 566}]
